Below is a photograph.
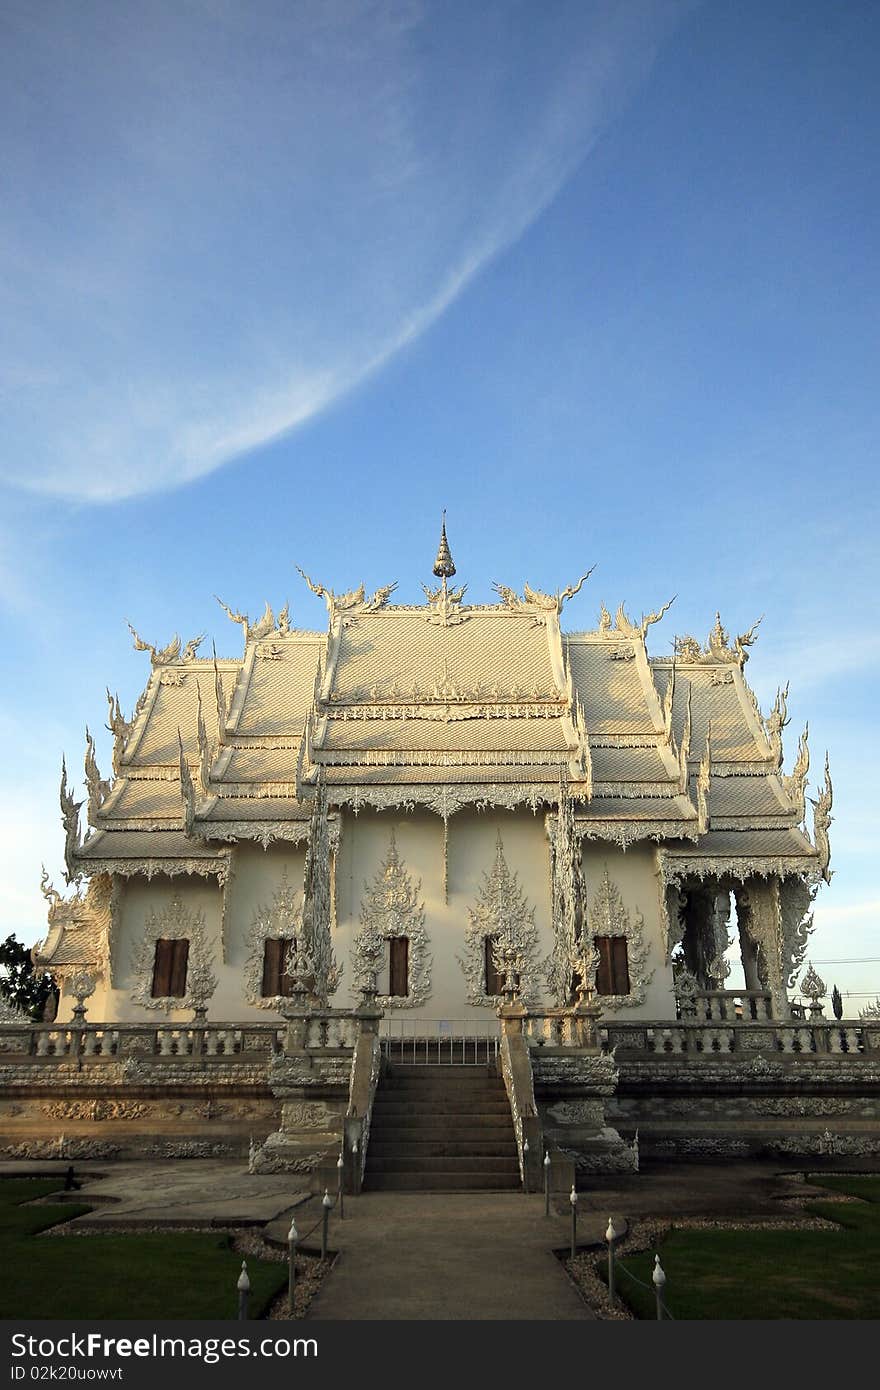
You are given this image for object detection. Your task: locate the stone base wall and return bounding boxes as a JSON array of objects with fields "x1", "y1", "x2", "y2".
[
  {"x1": 0, "y1": 1053, "x2": 280, "y2": 1161},
  {"x1": 4, "y1": 1028, "x2": 880, "y2": 1169},
  {"x1": 608, "y1": 1053, "x2": 880, "y2": 1160}
]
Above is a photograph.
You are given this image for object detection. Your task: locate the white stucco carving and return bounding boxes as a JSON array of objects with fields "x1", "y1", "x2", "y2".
[
  {"x1": 460, "y1": 834, "x2": 540, "y2": 1007},
  {"x1": 129, "y1": 896, "x2": 217, "y2": 1014},
  {"x1": 353, "y1": 832, "x2": 431, "y2": 1008}
]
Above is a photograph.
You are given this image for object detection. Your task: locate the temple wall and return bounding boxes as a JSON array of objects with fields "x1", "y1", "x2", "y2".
[
  {"x1": 333, "y1": 807, "x2": 554, "y2": 1020},
  {"x1": 56, "y1": 815, "x2": 676, "y2": 1024}
]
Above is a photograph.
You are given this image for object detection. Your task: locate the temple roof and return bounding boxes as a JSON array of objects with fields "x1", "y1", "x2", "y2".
[{"x1": 59, "y1": 574, "x2": 827, "y2": 881}]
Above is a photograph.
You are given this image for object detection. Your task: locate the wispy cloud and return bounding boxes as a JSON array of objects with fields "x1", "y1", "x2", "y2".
[{"x1": 0, "y1": 1, "x2": 689, "y2": 502}]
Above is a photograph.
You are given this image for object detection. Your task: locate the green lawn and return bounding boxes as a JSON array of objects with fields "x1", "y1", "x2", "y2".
[
  {"x1": 0, "y1": 1179, "x2": 288, "y2": 1319},
  {"x1": 610, "y1": 1175, "x2": 880, "y2": 1320}
]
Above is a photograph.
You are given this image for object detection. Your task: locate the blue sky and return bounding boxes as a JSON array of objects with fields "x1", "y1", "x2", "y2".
[{"x1": 1, "y1": 1, "x2": 878, "y2": 1005}]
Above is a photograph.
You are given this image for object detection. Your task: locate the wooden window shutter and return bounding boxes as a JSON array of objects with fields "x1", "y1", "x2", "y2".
[
  {"x1": 262, "y1": 939, "x2": 283, "y2": 997},
  {"x1": 151, "y1": 940, "x2": 173, "y2": 998},
  {"x1": 611, "y1": 936, "x2": 630, "y2": 995},
  {"x1": 152, "y1": 939, "x2": 189, "y2": 998},
  {"x1": 484, "y1": 937, "x2": 506, "y2": 997},
  {"x1": 595, "y1": 936, "x2": 629, "y2": 995},
  {"x1": 389, "y1": 937, "x2": 409, "y2": 997}
]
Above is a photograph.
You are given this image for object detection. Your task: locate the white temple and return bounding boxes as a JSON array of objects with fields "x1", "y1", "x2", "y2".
[{"x1": 36, "y1": 521, "x2": 832, "y2": 1030}]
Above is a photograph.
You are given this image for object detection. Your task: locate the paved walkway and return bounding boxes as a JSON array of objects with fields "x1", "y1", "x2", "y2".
[
  {"x1": 0, "y1": 1159, "x2": 310, "y2": 1227},
  {"x1": 7, "y1": 1155, "x2": 878, "y2": 1319},
  {"x1": 271, "y1": 1192, "x2": 606, "y2": 1320}
]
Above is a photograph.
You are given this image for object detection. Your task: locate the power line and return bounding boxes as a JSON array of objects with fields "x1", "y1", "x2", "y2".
[{"x1": 811, "y1": 958, "x2": 880, "y2": 966}]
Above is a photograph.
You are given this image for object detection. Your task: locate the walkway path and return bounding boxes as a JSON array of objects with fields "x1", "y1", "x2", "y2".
[{"x1": 269, "y1": 1192, "x2": 608, "y2": 1320}]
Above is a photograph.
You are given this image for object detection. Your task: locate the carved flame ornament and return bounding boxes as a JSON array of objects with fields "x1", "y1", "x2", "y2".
[
  {"x1": 244, "y1": 869, "x2": 303, "y2": 1011},
  {"x1": 587, "y1": 868, "x2": 653, "y2": 1010},
  {"x1": 460, "y1": 834, "x2": 540, "y2": 1007},
  {"x1": 353, "y1": 832, "x2": 432, "y2": 1008},
  {"x1": 129, "y1": 896, "x2": 217, "y2": 1014}
]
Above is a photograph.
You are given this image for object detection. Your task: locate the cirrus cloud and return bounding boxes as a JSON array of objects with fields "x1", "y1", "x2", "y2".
[{"x1": 0, "y1": 0, "x2": 690, "y2": 501}]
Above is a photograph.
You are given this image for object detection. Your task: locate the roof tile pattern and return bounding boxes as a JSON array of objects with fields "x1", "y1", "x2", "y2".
[{"x1": 73, "y1": 596, "x2": 818, "y2": 874}]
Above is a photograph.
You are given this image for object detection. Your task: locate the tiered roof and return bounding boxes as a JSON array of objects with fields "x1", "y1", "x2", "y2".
[{"x1": 60, "y1": 556, "x2": 829, "y2": 891}]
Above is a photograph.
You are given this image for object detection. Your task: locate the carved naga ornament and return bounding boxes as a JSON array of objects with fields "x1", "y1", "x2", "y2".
[
  {"x1": 675, "y1": 613, "x2": 762, "y2": 666},
  {"x1": 84, "y1": 727, "x2": 111, "y2": 824},
  {"x1": 493, "y1": 567, "x2": 595, "y2": 617},
  {"x1": 214, "y1": 596, "x2": 292, "y2": 645},
  {"x1": 810, "y1": 754, "x2": 833, "y2": 884},
  {"x1": 127, "y1": 623, "x2": 205, "y2": 666},
  {"x1": 296, "y1": 568, "x2": 397, "y2": 626},
  {"x1": 59, "y1": 757, "x2": 83, "y2": 885},
  {"x1": 596, "y1": 596, "x2": 676, "y2": 639}
]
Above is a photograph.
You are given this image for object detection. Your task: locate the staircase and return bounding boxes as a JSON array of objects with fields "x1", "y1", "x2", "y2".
[{"x1": 364, "y1": 1063, "x2": 521, "y2": 1191}]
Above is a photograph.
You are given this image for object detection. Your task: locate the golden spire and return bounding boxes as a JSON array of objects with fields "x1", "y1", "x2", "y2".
[{"x1": 433, "y1": 510, "x2": 456, "y2": 586}]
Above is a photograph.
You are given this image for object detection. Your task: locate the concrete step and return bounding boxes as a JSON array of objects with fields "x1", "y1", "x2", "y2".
[
  {"x1": 365, "y1": 1155, "x2": 520, "y2": 1175},
  {"x1": 368, "y1": 1139, "x2": 518, "y2": 1158},
  {"x1": 369, "y1": 1123, "x2": 515, "y2": 1141},
  {"x1": 383, "y1": 1065, "x2": 500, "y2": 1076},
  {"x1": 369, "y1": 1100, "x2": 511, "y2": 1112},
  {"x1": 378, "y1": 1084, "x2": 505, "y2": 1097},
  {"x1": 363, "y1": 1171, "x2": 521, "y2": 1192}
]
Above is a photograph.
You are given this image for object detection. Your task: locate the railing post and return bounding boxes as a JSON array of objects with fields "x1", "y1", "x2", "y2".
[
  {"x1": 237, "y1": 1260, "x2": 250, "y2": 1320},
  {"x1": 606, "y1": 1218, "x2": 617, "y2": 1302},
  {"x1": 569, "y1": 1185, "x2": 578, "y2": 1260},
  {"x1": 321, "y1": 1189, "x2": 332, "y2": 1259},
  {"x1": 288, "y1": 1218, "x2": 298, "y2": 1313},
  {"x1": 544, "y1": 1151, "x2": 551, "y2": 1217},
  {"x1": 652, "y1": 1254, "x2": 666, "y2": 1320}
]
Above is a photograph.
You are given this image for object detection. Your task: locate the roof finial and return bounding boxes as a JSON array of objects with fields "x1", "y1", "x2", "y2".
[{"x1": 433, "y1": 510, "x2": 456, "y2": 595}]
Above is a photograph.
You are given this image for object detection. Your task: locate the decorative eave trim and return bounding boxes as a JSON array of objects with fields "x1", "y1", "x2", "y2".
[
  {"x1": 574, "y1": 819, "x2": 702, "y2": 850},
  {"x1": 71, "y1": 855, "x2": 232, "y2": 886},
  {"x1": 314, "y1": 749, "x2": 574, "y2": 770},
  {"x1": 705, "y1": 760, "x2": 777, "y2": 777},
  {"x1": 588, "y1": 734, "x2": 671, "y2": 750},
  {"x1": 590, "y1": 781, "x2": 682, "y2": 799},
  {"x1": 121, "y1": 767, "x2": 187, "y2": 782},
  {"x1": 657, "y1": 850, "x2": 821, "y2": 888},
  {"x1": 195, "y1": 822, "x2": 312, "y2": 849},
  {"x1": 323, "y1": 701, "x2": 569, "y2": 720},
  {"x1": 330, "y1": 783, "x2": 564, "y2": 817}
]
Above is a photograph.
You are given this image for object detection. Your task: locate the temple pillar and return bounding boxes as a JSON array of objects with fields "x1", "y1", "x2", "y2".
[
  {"x1": 678, "y1": 882, "x2": 729, "y2": 988},
  {"x1": 734, "y1": 878, "x2": 786, "y2": 1017}
]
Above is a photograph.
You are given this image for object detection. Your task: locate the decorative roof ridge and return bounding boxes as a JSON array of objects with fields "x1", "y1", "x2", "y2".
[
  {"x1": 214, "y1": 595, "x2": 295, "y2": 647},
  {"x1": 492, "y1": 568, "x2": 595, "y2": 615},
  {"x1": 127, "y1": 623, "x2": 206, "y2": 666},
  {"x1": 673, "y1": 612, "x2": 762, "y2": 666},
  {"x1": 296, "y1": 567, "x2": 397, "y2": 625}
]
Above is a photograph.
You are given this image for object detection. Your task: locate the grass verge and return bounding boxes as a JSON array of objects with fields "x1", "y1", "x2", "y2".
[
  {"x1": 580, "y1": 1175, "x2": 880, "y2": 1320},
  {"x1": 0, "y1": 1178, "x2": 288, "y2": 1319}
]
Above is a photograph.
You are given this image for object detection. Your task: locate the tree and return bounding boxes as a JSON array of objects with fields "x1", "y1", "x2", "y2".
[
  {"x1": 0, "y1": 935, "x2": 57, "y2": 1021},
  {"x1": 831, "y1": 984, "x2": 844, "y2": 1020}
]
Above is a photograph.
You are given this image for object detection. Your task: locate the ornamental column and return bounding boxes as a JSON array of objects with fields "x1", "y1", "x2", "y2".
[{"x1": 734, "y1": 878, "x2": 787, "y2": 1017}]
